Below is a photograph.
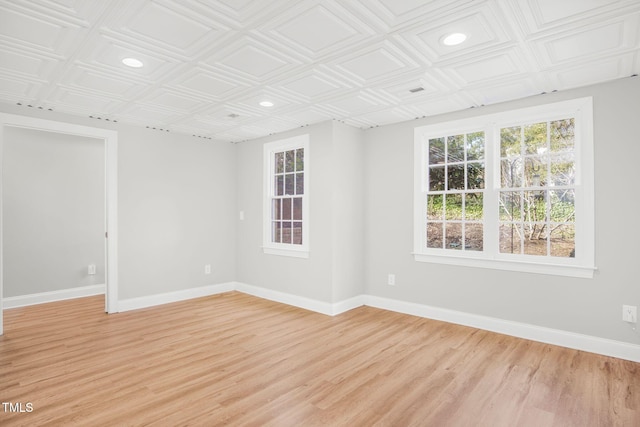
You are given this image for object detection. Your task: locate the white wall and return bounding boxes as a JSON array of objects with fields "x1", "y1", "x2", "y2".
[
  {"x1": 363, "y1": 76, "x2": 640, "y2": 345},
  {"x1": 3, "y1": 127, "x2": 104, "y2": 297}
]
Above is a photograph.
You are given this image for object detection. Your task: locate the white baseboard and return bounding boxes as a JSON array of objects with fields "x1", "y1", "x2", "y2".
[
  {"x1": 364, "y1": 295, "x2": 640, "y2": 363},
  {"x1": 117, "y1": 282, "x2": 236, "y2": 312},
  {"x1": 331, "y1": 295, "x2": 366, "y2": 315},
  {"x1": 8, "y1": 281, "x2": 635, "y2": 362},
  {"x1": 236, "y1": 282, "x2": 337, "y2": 315},
  {"x1": 235, "y1": 282, "x2": 365, "y2": 316},
  {"x1": 116, "y1": 282, "x2": 637, "y2": 362},
  {"x1": 2, "y1": 284, "x2": 106, "y2": 309}
]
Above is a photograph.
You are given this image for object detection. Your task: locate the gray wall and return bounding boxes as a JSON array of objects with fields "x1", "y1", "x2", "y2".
[
  {"x1": 118, "y1": 126, "x2": 237, "y2": 299},
  {"x1": 236, "y1": 122, "x2": 334, "y2": 302},
  {"x1": 3, "y1": 127, "x2": 104, "y2": 297},
  {"x1": 235, "y1": 120, "x2": 365, "y2": 303},
  {"x1": 0, "y1": 104, "x2": 237, "y2": 302},
  {"x1": 331, "y1": 122, "x2": 365, "y2": 302},
  {"x1": 364, "y1": 76, "x2": 640, "y2": 344}
]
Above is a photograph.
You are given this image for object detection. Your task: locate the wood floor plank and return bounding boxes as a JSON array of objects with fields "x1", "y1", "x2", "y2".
[{"x1": 1, "y1": 292, "x2": 638, "y2": 426}]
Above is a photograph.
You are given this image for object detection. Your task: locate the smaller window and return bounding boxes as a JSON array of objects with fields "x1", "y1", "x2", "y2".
[{"x1": 263, "y1": 135, "x2": 309, "y2": 258}]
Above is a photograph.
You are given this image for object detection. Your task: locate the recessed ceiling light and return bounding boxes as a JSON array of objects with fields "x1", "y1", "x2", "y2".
[
  {"x1": 441, "y1": 33, "x2": 467, "y2": 46},
  {"x1": 259, "y1": 101, "x2": 274, "y2": 107},
  {"x1": 122, "y1": 57, "x2": 144, "y2": 68}
]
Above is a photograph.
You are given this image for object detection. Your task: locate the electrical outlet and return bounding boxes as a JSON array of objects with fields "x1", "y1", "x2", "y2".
[
  {"x1": 387, "y1": 274, "x2": 395, "y2": 286},
  {"x1": 622, "y1": 305, "x2": 637, "y2": 323},
  {"x1": 88, "y1": 264, "x2": 96, "y2": 275},
  {"x1": 204, "y1": 264, "x2": 211, "y2": 275}
]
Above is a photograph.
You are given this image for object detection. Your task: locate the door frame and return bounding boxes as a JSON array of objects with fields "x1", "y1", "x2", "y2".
[{"x1": 0, "y1": 113, "x2": 118, "y2": 334}]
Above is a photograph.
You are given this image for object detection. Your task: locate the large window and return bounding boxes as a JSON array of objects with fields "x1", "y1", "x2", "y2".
[
  {"x1": 414, "y1": 98, "x2": 594, "y2": 277},
  {"x1": 263, "y1": 134, "x2": 309, "y2": 258}
]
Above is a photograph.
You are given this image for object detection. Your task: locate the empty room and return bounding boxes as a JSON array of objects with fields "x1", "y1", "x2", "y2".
[{"x1": 1, "y1": 0, "x2": 639, "y2": 425}]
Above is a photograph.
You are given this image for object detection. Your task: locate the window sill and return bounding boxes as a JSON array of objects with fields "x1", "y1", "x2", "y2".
[
  {"x1": 413, "y1": 253, "x2": 596, "y2": 278},
  {"x1": 263, "y1": 246, "x2": 309, "y2": 259}
]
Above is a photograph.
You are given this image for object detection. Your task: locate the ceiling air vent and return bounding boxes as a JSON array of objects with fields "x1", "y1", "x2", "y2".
[{"x1": 409, "y1": 87, "x2": 424, "y2": 93}]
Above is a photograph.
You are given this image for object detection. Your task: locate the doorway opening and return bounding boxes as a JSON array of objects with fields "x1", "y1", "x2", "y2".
[{"x1": 0, "y1": 113, "x2": 118, "y2": 335}]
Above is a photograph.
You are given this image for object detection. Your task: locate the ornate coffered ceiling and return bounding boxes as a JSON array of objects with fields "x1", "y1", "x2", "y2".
[{"x1": 1, "y1": 0, "x2": 638, "y2": 142}]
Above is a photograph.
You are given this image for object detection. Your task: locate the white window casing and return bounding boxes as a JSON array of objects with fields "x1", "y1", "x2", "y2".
[
  {"x1": 263, "y1": 134, "x2": 310, "y2": 258},
  {"x1": 413, "y1": 97, "x2": 595, "y2": 278}
]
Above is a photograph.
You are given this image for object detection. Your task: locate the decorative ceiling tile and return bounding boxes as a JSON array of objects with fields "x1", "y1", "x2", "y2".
[
  {"x1": 535, "y1": 20, "x2": 631, "y2": 65},
  {"x1": 205, "y1": 36, "x2": 299, "y2": 82},
  {"x1": 547, "y1": 54, "x2": 635, "y2": 88},
  {"x1": 62, "y1": 67, "x2": 143, "y2": 98},
  {"x1": 172, "y1": 69, "x2": 244, "y2": 100},
  {"x1": 203, "y1": 0, "x2": 282, "y2": 25},
  {"x1": 0, "y1": 76, "x2": 40, "y2": 99},
  {"x1": 517, "y1": 0, "x2": 640, "y2": 33},
  {"x1": 332, "y1": 41, "x2": 419, "y2": 84},
  {"x1": 320, "y1": 90, "x2": 387, "y2": 115},
  {"x1": 534, "y1": 0, "x2": 618, "y2": 24},
  {"x1": 0, "y1": 1, "x2": 638, "y2": 142},
  {"x1": 374, "y1": 70, "x2": 448, "y2": 102},
  {"x1": 377, "y1": 0, "x2": 439, "y2": 16},
  {"x1": 126, "y1": 2, "x2": 214, "y2": 49},
  {"x1": 464, "y1": 77, "x2": 543, "y2": 106},
  {"x1": 52, "y1": 88, "x2": 120, "y2": 112},
  {"x1": 234, "y1": 89, "x2": 303, "y2": 112},
  {"x1": 144, "y1": 91, "x2": 205, "y2": 112},
  {"x1": 401, "y1": 3, "x2": 513, "y2": 63},
  {"x1": 443, "y1": 50, "x2": 529, "y2": 86},
  {"x1": 263, "y1": 2, "x2": 374, "y2": 59},
  {"x1": 0, "y1": 49, "x2": 51, "y2": 77},
  {"x1": 273, "y1": 5, "x2": 357, "y2": 53},
  {"x1": 78, "y1": 35, "x2": 177, "y2": 81},
  {"x1": 195, "y1": 107, "x2": 255, "y2": 123},
  {"x1": 0, "y1": 6, "x2": 65, "y2": 51},
  {"x1": 278, "y1": 72, "x2": 345, "y2": 100},
  {"x1": 354, "y1": 0, "x2": 472, "y2": 30},
  {"x1": 223, "y1": 45, "x2": 287, "y2": 77}
]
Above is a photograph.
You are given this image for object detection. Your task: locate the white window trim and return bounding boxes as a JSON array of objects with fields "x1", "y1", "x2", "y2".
[
  {"x1": 413, "y1": 97, "x2": 595, "y2": 278},
  {"x1": 263, "y1": 134, "x2": 310, "y2": 258}
]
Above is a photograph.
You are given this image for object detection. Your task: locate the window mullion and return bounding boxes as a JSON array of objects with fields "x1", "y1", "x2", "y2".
[{"x1": 483, "y1": 124, "x2": 499, "y2": 255}]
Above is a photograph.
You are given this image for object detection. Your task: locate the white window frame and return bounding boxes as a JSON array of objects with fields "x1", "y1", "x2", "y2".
[
  {"x1": 263, "y1": 134, "x2": 310, "y2": 258},
  {"x1": 413, "y1": 97, "x2": 595, "y2": 278}
]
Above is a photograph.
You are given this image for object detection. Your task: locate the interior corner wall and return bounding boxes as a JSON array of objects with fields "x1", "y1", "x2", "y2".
[
  {"x1": 363, "y1": 76, "x2": 640, "y2": 345},
  {"x1": 331, "y1": 121, "x2": 365, "y2": 302},
  {"x1": 2, "y1": 127, "x2": 104, "y2": 297},
  {"x1": 0, "y1": 103, "x2": 237, "y2": 303},
  {"x1": 235, "y1": 120, "x2": 365, "y2": 304},
  {"x1": 235, "y1": 122, "x2": 334, "y2": 302}
]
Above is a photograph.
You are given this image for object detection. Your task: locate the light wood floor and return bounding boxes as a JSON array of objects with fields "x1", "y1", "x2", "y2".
[{"x1": 1, "y1": 292, "x2": 638, "y2": 426}]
